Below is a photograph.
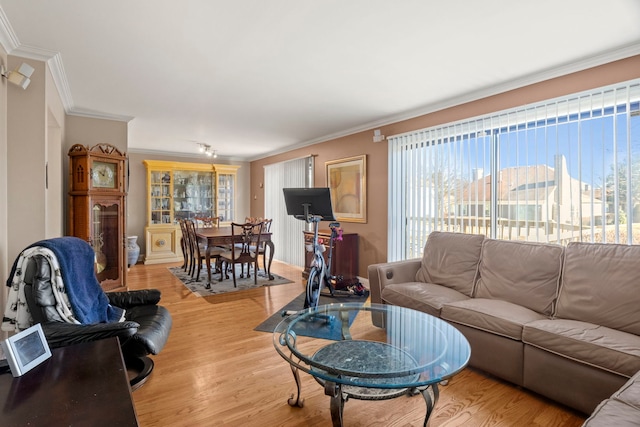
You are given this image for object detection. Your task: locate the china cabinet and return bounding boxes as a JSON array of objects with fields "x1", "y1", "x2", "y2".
[
  {"x1": 143, "y1": 160, "x2": 240, "y2": 264},
  {"x1": 68, "y1": 143, "x2": 127, "y2": 291}
]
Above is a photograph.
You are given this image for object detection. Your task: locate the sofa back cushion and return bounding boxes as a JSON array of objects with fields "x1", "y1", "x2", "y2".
[
  {"x1": 415, "y1": 231, "x2": 484, "y2": 296},
  {"x1": 475, "y1": 239, "x2": 563, "y2": 316},
  {"x1": 556, "y1": 242, "x2": 640, "y2": 335}
]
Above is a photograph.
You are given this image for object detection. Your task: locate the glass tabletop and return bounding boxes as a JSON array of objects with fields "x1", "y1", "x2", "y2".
[{"x1": 273, "y1": 302, "x2": 470, "y2": 389}]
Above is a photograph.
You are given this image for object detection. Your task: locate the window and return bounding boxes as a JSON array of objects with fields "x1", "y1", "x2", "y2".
[
  {"x1": 264, "y1": 156, "x2": 314, "y2": 267},
  {"x1": 388, "y1": 80, "x2": 640, "y2": 261}
]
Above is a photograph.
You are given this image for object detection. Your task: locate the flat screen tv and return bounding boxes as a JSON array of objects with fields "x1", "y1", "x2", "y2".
[{"x1": 283, "y1": 187, "x2": 336, "y2": 222}]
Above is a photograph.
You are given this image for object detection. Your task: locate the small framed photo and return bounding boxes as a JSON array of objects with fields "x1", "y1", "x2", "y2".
[{"x1": 1, "y1": 323, "x2": 52, "y2": 377}]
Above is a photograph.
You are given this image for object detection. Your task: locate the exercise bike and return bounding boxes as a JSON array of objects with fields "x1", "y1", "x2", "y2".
[
  {"x1": 282, "y1": 188, "x2": 366, "y2": 315},
  {"x1": 304, "y1": 218, "x2": 341, "y2": 309}
]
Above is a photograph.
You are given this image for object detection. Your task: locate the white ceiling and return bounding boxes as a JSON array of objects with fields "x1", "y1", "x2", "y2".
[{"x1": 1, "y1": 1, "x2": 640, "y2": 161}]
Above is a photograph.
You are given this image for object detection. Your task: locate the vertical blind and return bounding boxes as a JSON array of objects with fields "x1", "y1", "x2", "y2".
[
  {"x1": 264, "y1": 156, "x2": 314, "y2": 267},
  {"x1": 388, "y1": 80, "x2": 640, "y2": 261}
]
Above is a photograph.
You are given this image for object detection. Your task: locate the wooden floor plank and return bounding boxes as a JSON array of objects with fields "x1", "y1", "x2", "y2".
[{"x1": 128, "y1": 261, "x2": 586, "y2": 426}]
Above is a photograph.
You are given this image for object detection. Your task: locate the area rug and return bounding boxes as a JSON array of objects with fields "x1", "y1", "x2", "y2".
[
  {"x1": 254, "y1": 289, "x2": 370, "y2": 340},
  {"x1": 169, "y1": 266, "x2": 293, "y2": 297}
]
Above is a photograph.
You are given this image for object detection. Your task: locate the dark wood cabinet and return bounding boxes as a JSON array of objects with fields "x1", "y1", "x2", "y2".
[
  {"x1": 0, "y1": 338, "x2": 138, "y2": 426},
  {"x1": 303, "y1": 230, "x2": 358, "y2": 285}
]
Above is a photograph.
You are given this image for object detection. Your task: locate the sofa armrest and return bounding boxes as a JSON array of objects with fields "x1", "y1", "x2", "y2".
[{"x1": 368, "y1": 259, "x2": 422, "y2": 305}]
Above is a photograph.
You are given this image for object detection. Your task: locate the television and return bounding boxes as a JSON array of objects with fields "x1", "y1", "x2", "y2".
[{"x1": 283, "y1": 187, "x2": 336, "y2": 222}]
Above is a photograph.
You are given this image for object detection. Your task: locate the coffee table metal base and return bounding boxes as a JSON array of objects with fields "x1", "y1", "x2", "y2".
[
  {"x1": 284, "y1": 339, "x2": 442, "y2": 427},
  {"x1": 285, "y1": 373, "x2": 440, "y2": 427},
  {"x1": 321, "y1": 380, "x2": 439, "y2": 427}
]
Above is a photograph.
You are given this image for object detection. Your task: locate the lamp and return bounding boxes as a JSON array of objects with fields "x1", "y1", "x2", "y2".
[
  {"x1": 197, "y1": 143, "x2": 217, "y2": 158},
  {"x1": 1, "y1": 62, "x2": 35, "y2": 90}
]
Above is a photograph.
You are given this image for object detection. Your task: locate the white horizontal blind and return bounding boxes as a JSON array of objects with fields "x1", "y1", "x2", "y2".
[
  {"x1": 264, "y1": 156, "x2": 314, "y2": 267},
  {"x1": 388, "y1": 80, "x2": 640, "y2": 261}
]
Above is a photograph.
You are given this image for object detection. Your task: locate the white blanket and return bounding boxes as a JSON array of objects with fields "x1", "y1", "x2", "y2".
[{"x1": 2, "y1": 246, "x2": 80, "y2": 332}]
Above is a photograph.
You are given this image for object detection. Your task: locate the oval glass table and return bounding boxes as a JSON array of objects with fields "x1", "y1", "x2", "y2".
[{"x1": 273, "y1": 302, "x2": 471, "y2": 426}]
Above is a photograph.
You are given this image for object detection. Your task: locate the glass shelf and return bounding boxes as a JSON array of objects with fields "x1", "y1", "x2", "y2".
[{"x1": 149, "y1": 170, "x2": 172, "y2": 224}]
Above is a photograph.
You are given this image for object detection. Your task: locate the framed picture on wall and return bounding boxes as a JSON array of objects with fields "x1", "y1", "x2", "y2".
[{"x1": 325, "y1": 155, "x2": 367, "y2": 223}]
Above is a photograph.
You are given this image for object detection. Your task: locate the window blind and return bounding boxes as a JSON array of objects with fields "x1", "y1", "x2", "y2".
[
  {"x1": 264, "y1": 156, "x2": 314, "y2": 267},
  {"x1": 388, "y1": 80, "x2": 640, "y2": 261}
]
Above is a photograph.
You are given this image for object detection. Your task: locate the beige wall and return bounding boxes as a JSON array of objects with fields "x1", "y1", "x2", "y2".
[
  {"x1": 7, "y1": 58, "x2": 47, "y2": 258},
  {"x1": 65, "y1": 115, "x2": 128, "y2": 153},
  {"x1": 251, "y1": 55, "x2": 640, "y2": 276},
  {"x1": 1, "y1": 55, "x2": 66, "y2": 339},
  {"x1": 0, "y1": 46, "x2": 8, "y2": 333},
  {"x1": 6, "y1": 56, "x2": 65, "y2": 260},
  {"x1": 45, "y1": 63, "x2": 66, "y2": 239},
  {"x1": 127, "y1": 151, "x2": 250, "y2": 258}
]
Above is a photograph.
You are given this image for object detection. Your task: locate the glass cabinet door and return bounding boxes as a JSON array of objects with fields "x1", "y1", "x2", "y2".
[
  {"x1": 173, "y1": 170, "x2": 214, "y2": 223},
  {"x1": 217, "y1": 173, "x2": 234, "y2": 222},
  {"x1": 150, "y1": 170, "x2": 172, "y2": 224},
  {"x1": 91, "y1": 200, "x2": 122, "y2": 284}
]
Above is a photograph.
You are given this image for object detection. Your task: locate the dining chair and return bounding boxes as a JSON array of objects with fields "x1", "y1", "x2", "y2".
[
  {"x1": 178, "y1": 219, "x2": 190, "y2": 271},
  {"x1": 195, "y1": 216, "x2": 220, "y2": 229},
  {"x1": 185, "y1": 219, "x2": 223, "y2": 281},
  {"x1": 256, "y1": 218, "x2": 272, "y2": 274},
  {"x1": 219, "y1": 222, "x2": 264, "y2": 287}
]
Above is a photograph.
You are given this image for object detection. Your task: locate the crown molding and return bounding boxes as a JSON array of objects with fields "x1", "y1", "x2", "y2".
[
  {"x1": 251, "y1": 42, "x2": 640, "y2": 162},
  {"x1": 11, "y1": 44, "x2": 132, "y2": 122},
  {"x1": 377, "y1": 41, "x2": 640, "y2": 131},
  {"x1": 0, "y1": 7, "x2": 19, "y2": 53},
  {"x1": 127, "y1": 147, "x2": 247, "y2": 163},
  {"x1": 1, "y1": 6, "x2": 129, "y2": 122},
  {"x1": 67, "y1": 109, "x2": 134, "y2": 122}
]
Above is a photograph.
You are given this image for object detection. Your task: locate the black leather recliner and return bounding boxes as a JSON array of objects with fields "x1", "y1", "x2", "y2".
[{"x1": 21, "y1": 252, "x2": 172, "y2": 389}]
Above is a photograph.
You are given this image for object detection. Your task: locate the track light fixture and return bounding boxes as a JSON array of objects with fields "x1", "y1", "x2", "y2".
[
  {"x1": 1, "y1": 62, "x2": 35, "y2": 90},
  {"x1": 197, "y1": 143, "x2": 217, "y2": 159}
]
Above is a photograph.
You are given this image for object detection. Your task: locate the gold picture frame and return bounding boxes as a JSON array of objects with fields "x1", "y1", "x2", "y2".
[{"x1": 326, "y1": 155, "x2": 367, "y2": 223}]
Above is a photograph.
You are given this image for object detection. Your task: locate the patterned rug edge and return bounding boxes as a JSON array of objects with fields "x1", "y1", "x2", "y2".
[{"x1": 168, "y1": 266, "x2": 294, "y2": 297}]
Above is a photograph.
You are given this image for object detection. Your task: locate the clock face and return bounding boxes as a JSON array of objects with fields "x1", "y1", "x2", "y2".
[{"x1": 92, "y1": 161, "x2": 117, "y2": 188}]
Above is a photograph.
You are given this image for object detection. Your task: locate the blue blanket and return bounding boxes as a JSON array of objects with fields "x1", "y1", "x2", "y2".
[{"x1": 7, "y1": 237, "x2": 124, "y2": 324}]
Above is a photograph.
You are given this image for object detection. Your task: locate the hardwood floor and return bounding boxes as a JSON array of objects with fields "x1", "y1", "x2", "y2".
[{"x1": 128, "y1": 261, "x2": 586, "y2": 426}]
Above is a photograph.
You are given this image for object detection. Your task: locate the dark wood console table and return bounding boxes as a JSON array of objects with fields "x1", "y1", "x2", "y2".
[
  {"x1": 0, "y1": 337, "x2": 138, "y2": 426},
  {"x1": 303, "y1": 230, "x2": 358, "y2": 285}
]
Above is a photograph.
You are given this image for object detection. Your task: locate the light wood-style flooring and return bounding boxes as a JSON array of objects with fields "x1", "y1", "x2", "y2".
[{"x1": 128, "y1": 261, "x2": 586, "y2": 426}]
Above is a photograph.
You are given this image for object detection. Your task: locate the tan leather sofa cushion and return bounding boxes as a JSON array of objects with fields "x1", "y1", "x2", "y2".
[
  {"x1": 442, "y1": 298, "x2": 547, "y2": 340},
  {"x1": 474, "y1": 239, "x2": 563, "y2": 316},
  {"x1": 582, "y1": 370, "x2": 640, "y2": 425},
  {"x1": 415, "y1": 231, "x2": 484, "y2": 297},
  {"x1": 583, "y1": 399, "x2": 640, "y2": 426},
  {"x1": 614, "y1": 370, "x2": 640, "y2": 409},
  {"x1": 381, "y1": 282, "x2": 469, "y2": 317},
  {"x1": 523, "y1": 319, "x2": 640, "y2": 378},
  {"x1": 556, "y1": 242, "x2": 640, "y2": 335}
]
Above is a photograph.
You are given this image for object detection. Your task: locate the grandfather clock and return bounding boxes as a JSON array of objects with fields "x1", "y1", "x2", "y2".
[{"x1": 68, "y1": 143, "x2": 127, "y2": 291}]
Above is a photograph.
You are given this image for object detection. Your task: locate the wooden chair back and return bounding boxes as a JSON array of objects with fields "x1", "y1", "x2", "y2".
[
  {"x1": 222, "y1": 221, "x2": 264, "y2": 286},
  {"x1": 178, "y1": 219, "x2": 190, "y2": 271},
  {"x1": 195, "y1": 216, "x2": 220, "y2": 229}
]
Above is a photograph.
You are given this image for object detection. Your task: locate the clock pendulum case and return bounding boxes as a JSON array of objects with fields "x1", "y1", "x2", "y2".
[{"x1": 68, "y1": 143, "x2": 128, "y2": 291}]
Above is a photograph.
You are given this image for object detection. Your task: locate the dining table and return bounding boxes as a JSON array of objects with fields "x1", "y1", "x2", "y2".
[{"x1": 195, "y1": 226, "x2": 275, "y2": 286}]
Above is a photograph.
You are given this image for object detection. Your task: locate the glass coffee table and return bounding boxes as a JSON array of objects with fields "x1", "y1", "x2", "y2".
[{"x1": 273, "y1": 302, "x2": 471, "y2": 426}]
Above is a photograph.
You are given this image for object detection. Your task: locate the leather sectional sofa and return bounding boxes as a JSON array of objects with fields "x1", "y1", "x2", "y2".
[{"x1": 367, "y1": 231, "x2": 640, "y2": 421}]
